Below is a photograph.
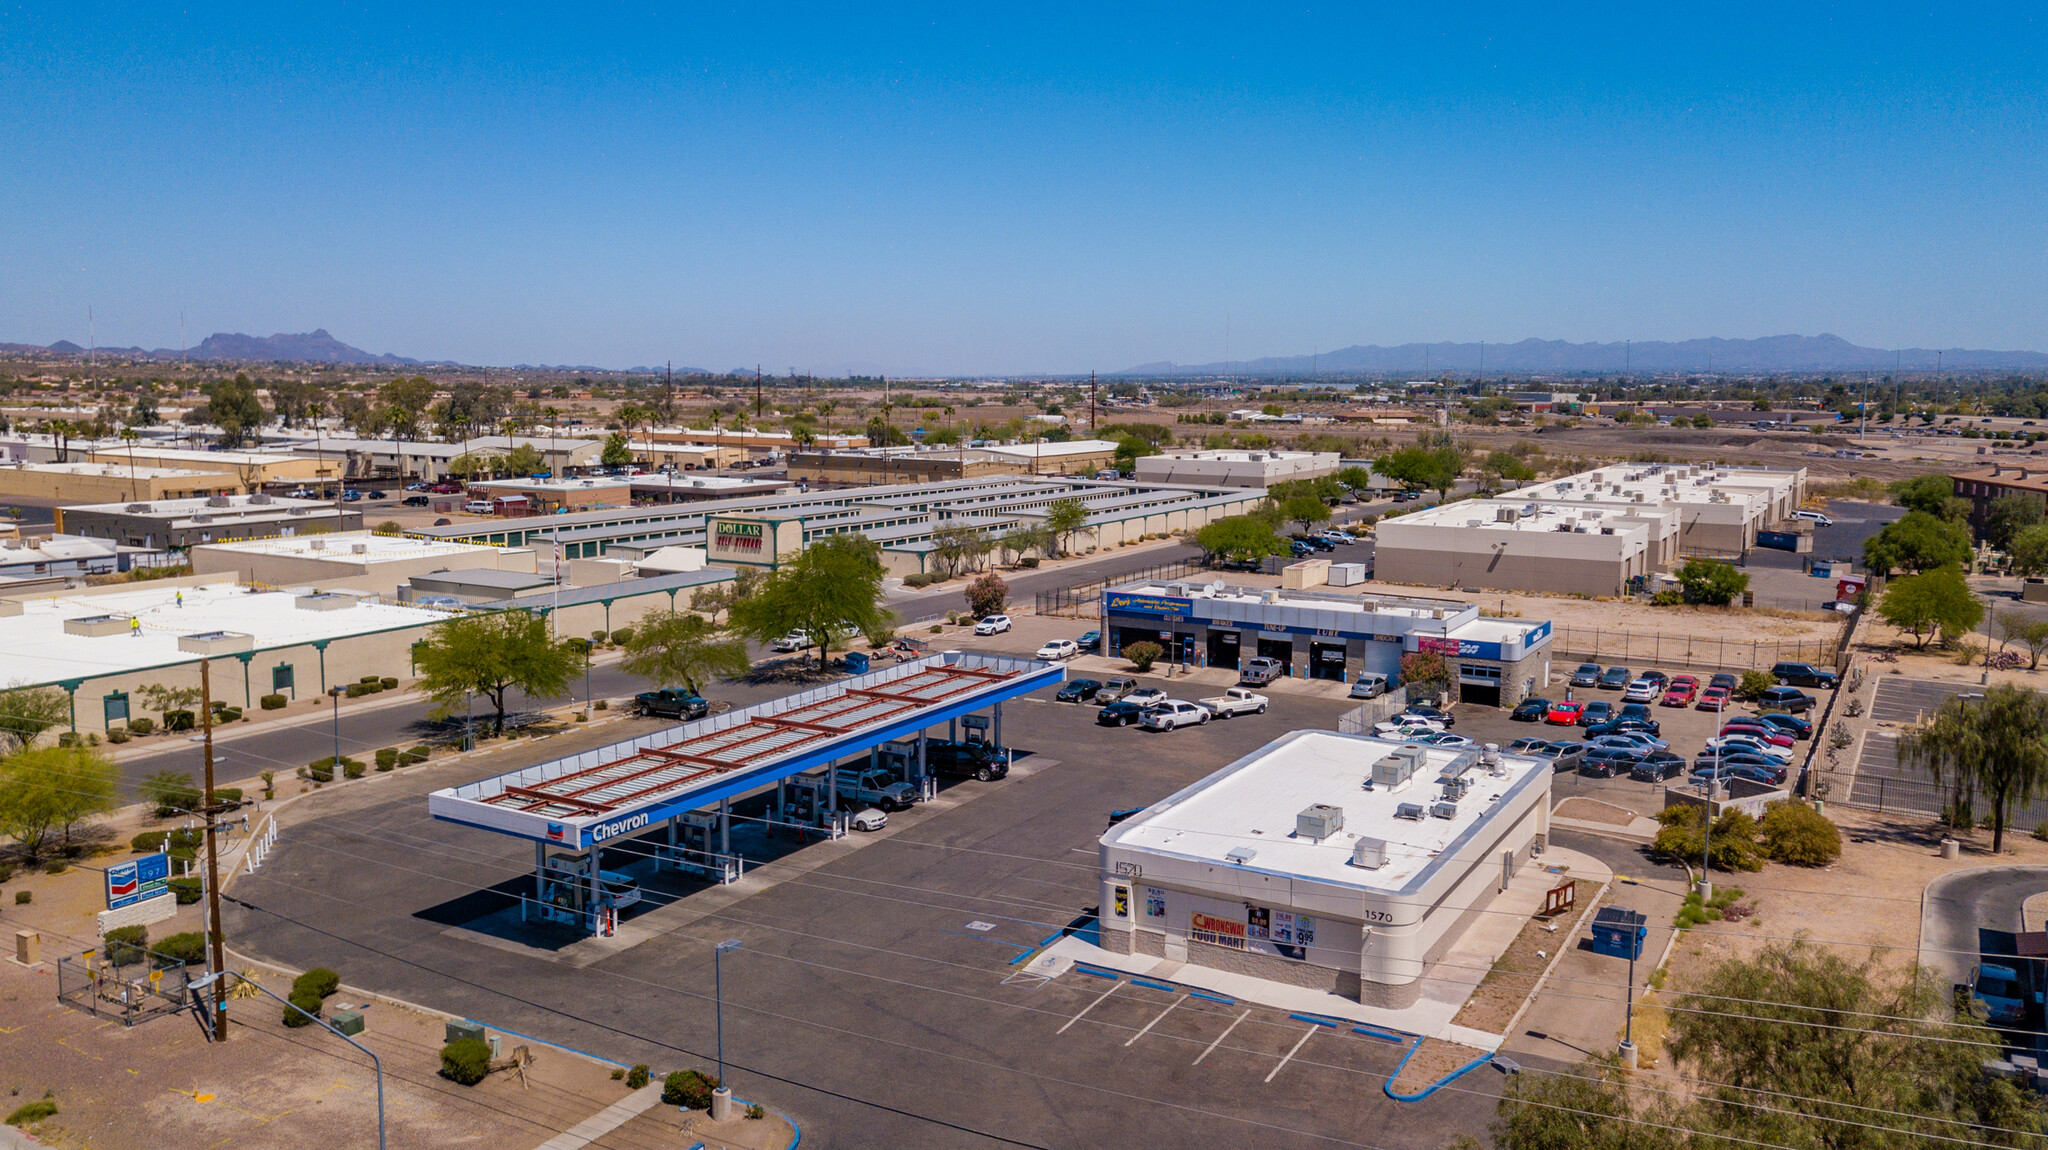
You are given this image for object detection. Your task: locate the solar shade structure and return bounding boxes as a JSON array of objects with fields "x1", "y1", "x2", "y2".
[{"x1": 429, "y1": 651, "x2": 1062, "y2": 849}]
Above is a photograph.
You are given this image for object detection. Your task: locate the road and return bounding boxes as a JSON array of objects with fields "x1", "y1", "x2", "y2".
[{"x1": 1919, "y1": 865, "x2": 2048, "y2": 989}]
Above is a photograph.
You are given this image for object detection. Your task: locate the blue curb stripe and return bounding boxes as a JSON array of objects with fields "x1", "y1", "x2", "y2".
[
  {"x1": 1075, "y1": 965, "x2": 1119, "y2": 980},
  {"x1": 1352, "y1": 1024, "x2": 1409, "y2": 1043},
  {"x1": 1189, "y1": 991, "x2": 1236, "y2": 1004},
  {"x1": 465, "y1": 1019, "x2": 625, "y2": 1067},
  {"x1": 1131, "y1": 978, "x2": 1178, "y2": 992},
  {"x1": 1290, "y1": 1012, "x2": 1343, "y2": 1028},
  {"x1": 1383, "y1": 1038, "x2": 1497, "y2": 1102}
]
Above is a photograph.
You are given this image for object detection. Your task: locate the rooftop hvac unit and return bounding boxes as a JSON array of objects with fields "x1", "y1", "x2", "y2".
[
  {"x1": 1437, "y1": 750, "x2": 1480, "y2": 781},
  {"x1": 206, "y1": 495, "x2": 230, "y2": 508},
  {"x1": 1442, "y1": 777, "x2": 1469, "y2": 801},
  {"x1": 310, "y1": 538, "x2": 326, "y2": 551},
  {"x1": 1296, "y1": 803, "x2": 1344, "y2": 841},
  {"x1": 1495, "y1": 507, "x2": 1520, "y2": 523},
  {"x1": 123, "y1": 503, "x2": 148, "y2": 513},
  {"x1": 1431, "y1": 800, "x2": 1460, "y2": 820},
  {"x1": 249, "y1": 492, "x2": 272, "y2": 504},
  {"x1": 351, "y1": 542, "x2": 368, "y2": 555},
  {"x1": 1482, "y1": 743, "x2": 1505, "y2": 775},
  {"x1": 1224, "y1": 846, "x2": 1258, "y2": 864},
  {"x1": 1633, "y1": 492, "x2": 1646, "y2": 502},
  {"x1": 190, "y1": 513, "x2": 211, "y2": 524},
  {"x1": 1600, "y1": 527, "x2": 1615, "y2": 535},
  {"x1": 1374, "y1": 745, "x2": 1425, "y2": 790},
  {"x1": 1351, "y1": 837, "x2": 1388, "y2": 869},
  {"x1": 1394, "y1": 803, "x2": 1427, "y2": 821}
]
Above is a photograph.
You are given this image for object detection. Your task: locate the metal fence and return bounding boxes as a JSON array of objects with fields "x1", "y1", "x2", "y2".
[
  {"x1": 1550, "y1": 627, "x2": 1838, "y2": 673},
  {"x1": 57, "y1": 947, "x2": 195, "y2": 1027},
  {"x1": 1335, "y1": 694, "x2": 1409, "y2": 734},
  {"x1": 1035, "y1": 559, "x2": 1212, "y2": 619}
]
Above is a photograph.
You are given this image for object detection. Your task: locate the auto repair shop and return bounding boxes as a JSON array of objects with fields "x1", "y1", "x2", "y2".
[
  {"x1": 1099, "y1": 579, "x2": 1554, "y2": 707},
  {"x1": 427, "y1": 651, "x2": 1062, "y2": 935},
  {"x1": 1099, "y1": 730, "x2": 1553, "y2": 1007}
]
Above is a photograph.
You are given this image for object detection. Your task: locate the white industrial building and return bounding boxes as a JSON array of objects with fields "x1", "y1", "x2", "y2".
[
  {"x1": 1373, "y1": 463, "x2": 1805, "y2": 595},
  {"x1": 1134, "y1": 449, "x2": 1340, "y2": 489},
  {"x1": 191, "y1": 530, "x2": 537, "y2": 593},
  {"x1": 1099, "y1": 732, "x2": 1551, "y2": 1007}
]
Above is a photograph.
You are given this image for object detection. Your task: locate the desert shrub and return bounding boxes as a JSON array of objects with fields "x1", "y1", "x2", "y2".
[
  {"x1": 155, "y1": 931, "x2": 207, "y2": 964},
  {"x1": 345, "y1": 683, "x2": 368, "y2": 698},
  {"x1": 746, "y1": 1102, "x2": 765, "y2": 1120},
  {"x1": 164, "y1": 709, "x2": 195, "y2": 731},
  {"x1": 128, "y1": 716, "x2": 155, "y2": 734},
  {"x1": 43, "y1": 861, "x2": 65, "y2": 874},
  {"x1": 376, "y1": 748, "x2": 398, "y2": 771},
  {"x1": 1736, "y1": 670, "x2": 1778, "y2": 700},
  {"x1": 0, "y1": 864, "x2": 12, "y2": 884},
  {"x1": 1019, "y1": 556, "x2": 1040, "y2": 568},
  {"x1": 168, "y1": 877, "x2": 202, "y2": 904},
  {"x1": 360, "y1": 675, "x2": 381, "y2": 685},
  {"x1": 215, "y1": 707, "x2": 242, "y2": 723},
  {"x1": 400, "y1": 745, "x2": 430, "y2": 765},
  {"x1": 1650, "y1": 590, "x2": 1684, "y2": 606},
  {"x1": 308, "y1": 758, "x2": 335, "y2": 782},
  {"x1": 1760, "y1": 801, "x2": 1842, "y2": 865},
  {"x1": 259, "y1": 693, "x2": 288, "y2": 710},
  {"x1": 379, "y1": 677, "x2": 398, "y2": 691},
  {"x1": 593, "y1": 699, "x2": 609, "y2": 711},
  {"x1": 610, "y1": 1067, "x2": 625, "y2": 1081},
  {"x1": 107, "y1": 729, "x2": 130, "y2": 744},
  {"x1": 343, "y1": 758, "x2": 366, "y2": 779},
  {"x1": 1653, "y1": 805, "x2": 1765, "y2": 872},
  {"x1": 103, "y1": 925, "x2": 149, "y2": 965},
  {"x1": 609, "y1": 626, "x2": 634, "y2": 646},
  {"x1": 626, "y1": 1063, "x2": 651, "y2": 1089},
  {"x1": 589, "y1": 630, "x2": 609, "y2": 645},
  {"x1": 440, "y1": 1038, "x2": 493, "y2": 1085},
  {"x1": 140, "y1": 770, "x2": 200, "y2": 817},
  {"x1": 293, "y1": 967, "x2": 341, "y2": 999},
  {"x1": 902, "y1": 572, "x2": 935, "y2": 588},
  {"x1": 662, "y1": 1069, "x2": 721, "y2": 1109},
  {"x1": 284, "y1": 988, "x2": 325, "y2": 1027},
  {"x1": 56, "y1": 731, "x2": 81, "y2": 747},
  {"x1": 6, "y1": 1098, "x2": 57, "y2": 1125},
  {"x1": 13, "y1": 890, "x2": 29, "y2": 905},
  {"x1": 1124, "y1": 641, "x2": 1163, "y2": 673},
  {"x1": 216, "y1": 787, "x2": 241, "y2": 806}
]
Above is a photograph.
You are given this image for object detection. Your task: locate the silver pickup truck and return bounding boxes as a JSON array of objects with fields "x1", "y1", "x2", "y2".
[
  {"x1": 830, "y1": 767, "x2": 918, "y2": 811},
  {"x1": 1197, "y1": 687, "x2": 1270, "y2": 718}
]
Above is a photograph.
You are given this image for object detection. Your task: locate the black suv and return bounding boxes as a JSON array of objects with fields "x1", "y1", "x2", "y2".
[
  {"x1": 634, "y1": 689, "x2": 710, "y2": 720},
  {"x1": 920, "y1": 740, "x2": 1009, "y2": 781},
  {"x1": 1770, "y1": 662, "x2": 1839, "y2": 689}
]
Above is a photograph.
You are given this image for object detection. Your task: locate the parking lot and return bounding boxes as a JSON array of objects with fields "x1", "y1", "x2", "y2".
[{"x1": 226, "y1": 650, "x2": 1499, "y2": 1148}]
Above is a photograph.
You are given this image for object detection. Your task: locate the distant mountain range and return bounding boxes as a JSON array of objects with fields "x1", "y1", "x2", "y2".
[
  {"x1": 1122, "y1": 334, "x2": 2048, "y2": 376},
  {"x1": 3, "y1": 329, "x2": 426, "y2": 365}
]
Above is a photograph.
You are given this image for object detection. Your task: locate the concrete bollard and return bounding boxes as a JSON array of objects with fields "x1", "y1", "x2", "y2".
[
  {"x1": 1941, "y1": 838, "x2": 1960, "y2": 860},
  {"x1": 1619, "y1": 1040, "x2": 1638, "y2": 1068},
  {"x1": 710, "y1": 1086, "x2": 733, "y2": 1122},
  {"x1": 14, "y1": 930, "x2": 39, "y2": 966}
]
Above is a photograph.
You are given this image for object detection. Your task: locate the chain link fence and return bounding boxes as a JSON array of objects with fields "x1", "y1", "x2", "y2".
[
  {"x1": 57, "y1": 946, "x2": 195, "y2": 1027},
  {"x1": 1551, "y1": 627, "x2": 1838, "y2": 673},
  {"x1": 1035, "y1": 559, "x2": 1213, "y2": 619}
]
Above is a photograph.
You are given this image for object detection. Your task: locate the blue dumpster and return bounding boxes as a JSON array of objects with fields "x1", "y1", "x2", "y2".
[
  {"x1": 841, "y1": 651, "x2": 871, "y2": 674},
  {"x1": 1589, "y1": 906, "x2": 1648, "y2": 960}
]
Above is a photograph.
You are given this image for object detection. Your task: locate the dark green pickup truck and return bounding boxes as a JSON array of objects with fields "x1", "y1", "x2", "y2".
[{"x1": 634, "y1": 689, "x2": 710, "y2": 720}]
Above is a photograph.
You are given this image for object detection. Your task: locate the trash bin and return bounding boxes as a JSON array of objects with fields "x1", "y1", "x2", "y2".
[
  {"x1": 1589, "y1": 907, "x2": 1648, "y2": 960},
  {"x1": 842, "y1": 651, "x2": 870, "y2": 674}
]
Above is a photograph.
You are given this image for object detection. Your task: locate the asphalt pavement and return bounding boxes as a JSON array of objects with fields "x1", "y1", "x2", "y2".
[{"x1": 1920, "y1": 865, "x2": 2048, "y2": 989}]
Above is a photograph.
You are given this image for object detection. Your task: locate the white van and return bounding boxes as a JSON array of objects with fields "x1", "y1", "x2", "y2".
[{"x1": 463, "y1": 500, "x2": 494, "y2": 515}]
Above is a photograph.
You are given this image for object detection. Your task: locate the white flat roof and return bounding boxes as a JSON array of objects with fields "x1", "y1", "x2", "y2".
[
  {"x1": 1118, "y1": 579, "x2": 1469, "y2": 623},
  {"x1": 1103, "y1": 731, "x2": 1546, "y2": 892},
  {"x1": 0, "y1": 581, "x2": 450, "y2": 686},
  {"x1": 195, "y1": 530, "x2": 502, "y2": 564},
  {"x1": 62, "y1": 494, "x2": 335, "y2": 516},
  {"x1": 474, "y1": 476, "x2": 633, "y2": 494},
  {"x1": 629, "y1": 474, "x2": 787, "y2": 492},
  {"x1": 1385, "y1": 499, "x2": 1653, "y2": 532},
  {"x1": 5, "y1": 461, "x2": 221, "y2": 479},
  {"x1": 98, "y1": 447, "x2": 306, "y2": 466},
  {"x1": 1145, "y1": 449, "x2": 1334, "y2": 463},
  {"x1": 978, "y1": 439, "x2": 1120, "y2": 459}
]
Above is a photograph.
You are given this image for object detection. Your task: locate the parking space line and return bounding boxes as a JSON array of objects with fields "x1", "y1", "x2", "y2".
[
  {"x1": 1193, "y1": 1009, "x2": 1251, "y2": 1065},
  {"x1": 1058, "y1": 982, "x2": 1122, "y2": 1034},
  {"x1": 1265, "y1": 1025, "x2": 1318, "y2": 1083},
  {"x1": 1124, "y1": 993, "x2": 1189, "y2": 1047}
]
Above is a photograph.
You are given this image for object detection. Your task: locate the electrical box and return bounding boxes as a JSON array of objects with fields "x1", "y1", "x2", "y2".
[
  {"x1": 446, "y1": 1019, "x2": 486, "y2": 1045},
  {"x1": 1296, "y1": 804, "x2": 1345, "y2": 841},
  {"x1": 330, "y1": 1008, "x2": 365, "y2": 1037}
]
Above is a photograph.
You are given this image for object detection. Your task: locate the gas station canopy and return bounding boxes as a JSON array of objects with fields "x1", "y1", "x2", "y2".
[{"x1": 429, "y1": 652, "x2": 1062, "y2": 849}]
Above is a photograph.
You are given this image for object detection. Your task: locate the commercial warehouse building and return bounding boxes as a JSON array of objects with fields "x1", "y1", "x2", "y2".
[
  {"x1": 191, "y1": 531, "x2": 537, "y2": 593},
  {"x1": 788, "y1": 439, "x2": 1122, "y2": 486},
  {"x1": 1133, "y1": 449, "x2": 1340, "y2": 489},
  {"x1": 1099, "y1": 578, "x2": 1553, "y2": 707},
  {"x1": 57, "y1": 494, "x2": 365, "y2": 551},
  {"x1": 413, "y1": 476, "x2": 1264, "y2": 578},
  {"x1": 80, "y1": 446, "x2": 325, "y2": 486},
  {"x1": 1372, "y1": 463, "x2": 1804, "y2": 594},
  {"x1": 1099, "y1": 732, "x2": 1551, "y2": 1007},
  {"x1": 1953, "y1": 463, "x2": 2048, "y2": 535},
  {"x1": 0, "y1": 461, "x2": 241, "y2": 503}
]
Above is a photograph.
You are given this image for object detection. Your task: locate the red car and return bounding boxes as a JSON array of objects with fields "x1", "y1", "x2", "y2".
[
  {"x1": 1719, "y1": 722, "x2": 1796, "y2": 748},
  {"x1": 1660, "y1": 676, "x2": 1699, "y2": 707},
  {"x1": 1696, "y1": 686, "x2": 1730, "y2": 711},
  {"x1": 1545, "y1": 701, "x2": 1586, "y2": 725}
]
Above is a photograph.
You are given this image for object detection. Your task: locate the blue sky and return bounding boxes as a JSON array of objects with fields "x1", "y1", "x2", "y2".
[{"x1": 3, "y1": 4, "x2": 2043, "y2": 374}]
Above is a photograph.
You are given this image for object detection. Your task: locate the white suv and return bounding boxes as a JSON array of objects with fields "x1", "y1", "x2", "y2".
[
  {"x1": 1139, "y1": 700, "x2": 1210, "y2": 731},
  {"x1": 974, "y1": 615, "x2": 1012, "y2": 635}
]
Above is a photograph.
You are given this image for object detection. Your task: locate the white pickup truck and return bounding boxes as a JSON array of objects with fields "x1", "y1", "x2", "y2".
[{"x1": 1197, "y1": 687, "x2": 1270, "y2": 718}]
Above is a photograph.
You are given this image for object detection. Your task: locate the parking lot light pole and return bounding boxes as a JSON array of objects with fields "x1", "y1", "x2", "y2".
[
  {"x1": 1697, "y1": 777, "x2": 1714, "y2": 902},
  {"x1": 328, "y1": 686, "x2": 345, "y2": 770},
  {"x1": 713, "y1": 938, "x2": 742, "y2": 1121}
]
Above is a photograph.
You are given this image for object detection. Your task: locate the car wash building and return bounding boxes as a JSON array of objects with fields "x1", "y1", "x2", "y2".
[
  {"x1": 1099, "y1": 580, "x2": 1553, "y2": 707},
  {"x1": 1099, "y1": 731, "x2": 1552, "y2": 1007},
  {"x1": 427, "y1": 652, "x2": 1060, "y2": 936}
]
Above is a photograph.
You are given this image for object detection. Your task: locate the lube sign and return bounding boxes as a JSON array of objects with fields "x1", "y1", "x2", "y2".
[
  {"x1": 712, "y1": 520, "x2": 765, "y2": 556},
  {"x1": 592, "y1": 813, "x2": 650, "y2": 843}
]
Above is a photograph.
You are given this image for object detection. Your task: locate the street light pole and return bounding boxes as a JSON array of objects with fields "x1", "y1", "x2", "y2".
[
  {"x1": 713, "y1": 938, "x2": 742, "y2": 1121},
  {"x1": 1698, "y1": 777, "x2": 1714, "y2": 902},
  {"x1": 189, "y1": 971, "x2": 384, "y2": 1150},
  {"x1": 328, "y1": 685, "x2": 345, "y2": 770}
]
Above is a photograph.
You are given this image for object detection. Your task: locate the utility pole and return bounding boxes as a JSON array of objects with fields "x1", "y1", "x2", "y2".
[
  {"x1": 665, "y1": 361, "x2": 674, "y2": 423},
  {"x1": 756, "y1": 366, "x2": 762, "y2": 420},
  {"x1": 201, "y1": 659, "x2": 227, "y2": 1042},
  {"x1": 1090, "y1": 372, "x2": 1098, "y2": 436}
]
